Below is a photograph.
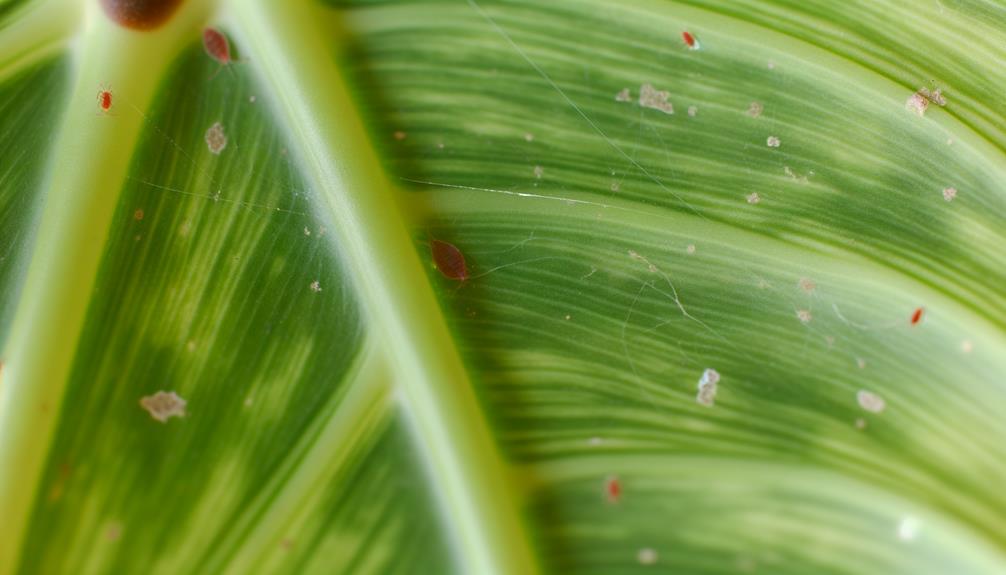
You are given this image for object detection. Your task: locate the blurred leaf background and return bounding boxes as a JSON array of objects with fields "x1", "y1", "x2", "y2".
[{"x1": 0, "y1": 0, "x2": 1004, "y2": 573}]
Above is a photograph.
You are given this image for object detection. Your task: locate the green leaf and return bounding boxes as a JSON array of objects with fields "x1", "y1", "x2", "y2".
[{"x1": 1, "y1": 0, "x2": 1004, "y2": 574}]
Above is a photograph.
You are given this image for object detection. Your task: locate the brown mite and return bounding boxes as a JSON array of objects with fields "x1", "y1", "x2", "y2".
[{"x1": 431, "y1": 239, "x2": 468, "y2": 281}]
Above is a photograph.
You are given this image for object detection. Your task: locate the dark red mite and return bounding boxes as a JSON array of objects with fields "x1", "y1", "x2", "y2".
[
  {"x1": 431, "y1": 239, "x2": 468, "y2": 281},
  {"x1": 98, "y1": 89, "x2": 112, "y2": 112},
  {"x1": 910, "y1": 307, "x2": 924, "y2": 326},
  {"x1": 203, "y1": 27, "x2": 232, "y2": 65}
]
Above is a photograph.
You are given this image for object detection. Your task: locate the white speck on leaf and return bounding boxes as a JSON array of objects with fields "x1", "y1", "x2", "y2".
[
  {"x1": 615, "y1": 88, "x2": 631, "y2": 102},
  {"x1": 942, "y1": 187, "x2": 957, "y2": 201},
  {"x1": 310, "y1": 280, "x2": 322, "y2": 293},
  {"x1": 798, "y1": 277, "x2": 816, "y2": 293},
  {"x1": 898, "y1": 516, "x2": 920, "y2": 542},
  {"x1": 797, "y1": 309, "x2": 812, "y2": 323},
  {"x1": 205, "y1": 122, "x2": 227, "y2": 155},
  {"x1": 857, "y1": 390, "x2": 886, "y2": 413},
  {"x1": 637, "y1": 548, "x2": 658, "y2": 565},
  {"x1": 906, "y1": 91, "x2": 929, "y2": 116},
  {"x1": 639, "y1": 83, "x2": 674, "y2": 114},
  {"x1": 746, "y1": 192, "x2": 761, "y2": 204},
  {"x1": 687, "y1": 105, "x2": 698, "y2": 117},
  {"x1": 534, "y1": 165, "x2": 544, "y2": 179},
  {"x1": 766, "y1": 135, "x2": 781, "y2": 148},
  {"x1": 140, "y1": 391, "x2": 187, "y2": 423},
  {"x1": 747, "y1": 101, "x2": 764, "y2": 118},
  {"x1": 696, "y1": 368, "x2": 720, "y2": 406}
]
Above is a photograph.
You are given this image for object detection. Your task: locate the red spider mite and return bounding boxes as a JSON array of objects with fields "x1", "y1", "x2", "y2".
[
  {"x1": 203, "y1": 27, "x2": 231, "y2": 64},
  {"x1": 431, "y1": 239, "x2": 469, "y2": 281},
  {"x1": 97, "y1": 88, "x2": 113, "y2": 112},
  {"x1": 605, "y1": 476, "x2": 621, "y2": 503},
  {"x1": 203, "y1": 27, "x2": 240, "y2": 80},
  {"x1": 682, "y1": 30, "x2": 700, "y2": 50},
  {"x1": 910, "y1": 307, "x2": 924, "y2": 326}
]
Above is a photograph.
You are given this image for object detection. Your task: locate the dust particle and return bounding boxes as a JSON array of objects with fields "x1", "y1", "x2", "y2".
[
  {"x1": 249, "y1": 95, "x2": 256, "y2": 103},
  {"x1": 637, "y1": 548, "x2": 658, "y2": 565},
  {"x1": 905, "y1": 91, "x2": 929, "y2": 116},
  {"x1": 686, "y1": 244, "x2": 696, "y2": 255},
  {"x1": 588, "y1": 436, "x2": 603, "y2": 446},
  {"x1": 687, "y1": 105, "x2": 698, "y2": 117},
  {"x1": 857, "y1": 390, "x2": 886, "y2": 413},
  {"x1": 105, "y1": 521, "x2": 123, "y2": 542},
  {"x1": 746, "y1": 192, "x2": 761, "y2": 204},
  {"x1": 139, "y1": 391, "x2": 187, "y2": 423},
  {"x1": 961, "y1": 339, "x2": 973, "y2": 353},
  {"x1": 766, "y1": 135, "x2": 781, "y2": 148},
  {"x1": 205, "y1": 121, "x2": 227, "y2": 155},
  {"x1": 615, "y1": 88, "x2": 631, "y2": 102},
  {"x1": 696, "y1": 368, "x2": 720, "y2": 406},
  {"x1": 747, "y1": 101, "x2": 763, "y2": 118},
  {"x1": 798, "y1": 277, "x2": 816, "y2": 293},
  {"x1": 393, "y1": 131, "x2": 407, "y2": 141},
  {"x1": 133, "y1": 209, "x2": 144, "y2": 221},
  {"x1": 610, "y1": 181, "x2": 620, "y2": 192},
  {"x1": 797, "y1": 309, "x2": 812, "y2": 323},
  {"x1": 942, "y1": 187, "x2": 957, "y2": 201},
  {"x1": 855, "y1": 418, "x2": 867, "y2": 429},
  {"x1": 639, "y1": 83, "x2": 674, "y2": 114},
  {"x1": 767, "y1": 61, "x2": 777, "y2": 70},
  {"x1": 534, "y1": 165, "x2": 544, "y2": 179},
  {"x1": 303, "y1": 227, "x2": 311, "y2": 236},
  {"x1": 856, "y1": 357, "x2": 866, "y2": 369},
  {"x1": 310, "y1": 280, "x2": 322, "y2": 293},
  {"x1": 524, "y1": 132, "x2": 535, "y2": 142}
]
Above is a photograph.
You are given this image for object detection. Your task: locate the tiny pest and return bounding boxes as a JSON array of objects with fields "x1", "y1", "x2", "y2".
[
  {"x1": 202, "y1": 27, "x2": 239, "y2": 79},
  {"x1": 682, "y1": 30, "x2": 700, "y2": 50},
  {"x1": 605, "y1": 476, "x2": 622, "y2": 503},
  {"x1": 203, "y1": 27, "x2": 231, "y2": 64},
  {"x1": 431, "y1": 239, "x2": 468, "y2": 281},
  {"x1": 97, "y1": 88, "x2": 113, "y2": 112},
  {"x1": 910, "y1": 307, "x2": 924, "y2": 326}
]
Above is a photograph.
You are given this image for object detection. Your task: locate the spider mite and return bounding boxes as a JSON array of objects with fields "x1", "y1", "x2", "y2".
[
  {"x1": 431, "y1": 239, "x2": 469, "y2": 281},
  {"x1": 682, "y1": 30, "x2": 700, "y2": 50},
  {"x1": 203, "y1": 27, "x2": 237, "y2": 79},
  {"x1": 605, "y1": 475, "x2": 622, "y2": 503},
  {"x1": 97, "y1": 87, "x2": 113, "y2": 113},
  {"x1": 910, "y1": 307, "x2": 924, "y2": 326}
]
